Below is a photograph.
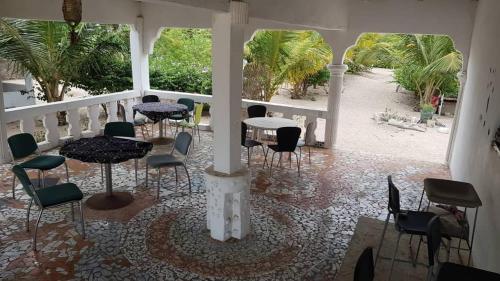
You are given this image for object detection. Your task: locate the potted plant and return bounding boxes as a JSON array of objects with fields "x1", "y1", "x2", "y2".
[{"x1": 420, "y1": 103, "x2": 435, "y2": 123}]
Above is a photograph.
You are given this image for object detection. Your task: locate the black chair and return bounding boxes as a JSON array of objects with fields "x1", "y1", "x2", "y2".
[
  {"x1": 266, "y1": 127, "x2": 301, "y2": 176},
  {"x1": 103, "y1": 122, "x2": 140, "y2": 183},
  {"x1": 169, "y1": 98, "x2": 195, "y2": 136},
  {"x1": 354, "y1": 247, "x2": 375, "y2": 281},
  {"x1": 8, "y1": 133, "x2": 68, "y2": 198},
  {"x1": 427, "y1": 216, "x2": 500, "y2": 281},
  {"x1": 247, "y1": 105, "x2": 267, "y2": 118},
  {"x1": 11, "y1": 165, "x2": 85, "y2": 251},
  {"x1": 145, "y1": 132, "x2": 193, "y2": 198},
  {"x1": 142, "y1": 95, "x2": 160, "y2": 103},
  {"x1": 375, "y1": 176, "x2": 437, "y2": 281},
  {"x1": 241, "y1": 122, "x2": 266, "y2": 166},
  {"x1": 118, "y1": 103, "x2": 150, "y2": 139}
]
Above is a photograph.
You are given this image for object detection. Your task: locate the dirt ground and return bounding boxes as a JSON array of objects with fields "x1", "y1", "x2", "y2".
[{"x1": 271, "y1": 68, "x2": 453, "y2": 164}]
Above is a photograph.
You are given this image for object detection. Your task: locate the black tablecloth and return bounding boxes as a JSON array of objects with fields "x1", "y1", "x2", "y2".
[
  {"x1": 60, "y1": 136, "x2": 153, "y2": 164},
  {"x1": 132, "y1": 102, "x2": 188, "y2": 122}
]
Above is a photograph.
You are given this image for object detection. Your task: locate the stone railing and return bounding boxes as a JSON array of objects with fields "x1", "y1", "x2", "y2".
[
  {"x1": 2, "y1": 90, "x2": 140, "y2": 152},
  {"x1": 148, "y1": 89, "x2": 327, "y2": 145}
]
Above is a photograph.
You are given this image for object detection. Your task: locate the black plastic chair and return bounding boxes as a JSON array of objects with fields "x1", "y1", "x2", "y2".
[
  {"x1": 118, "y1": 103, "x2": 150, "y2": 139},
  {"x1": 247, "y1": 105, "x2": 267, "y2": 118},
  {"x1": 266, "y1": 127, "x2": 301, "y2": 176},
  {"x1": 103, "y1": 122, "x2": 140, "y2": 183},
  {"x1": 354, "y1": 247, "x2": 375, "y2": 281},
  {"x1": 375, "y1": 176, "x2": 437, "y2": 281},
  {"x1": 241, "y1": 122, "x2": 266, "y2": 166},
  {"x1": 426, "y1": 216, "x2": 500, "y2": 281},
  {"x1": 8, "y1": 133, "x2": 68, "y2": 198},
  {"x1": 142, "y1": 95, "x2": 160, "y2": 103},
  {"x1": 11, "y1": 165, "x2": 85, "y2": 251},
  {"x1": 146, "y1": 132, "x2": 193, "y2": 198},
  {"x1": 297, "y1": 122, "x2": 315, "y2": 164}
]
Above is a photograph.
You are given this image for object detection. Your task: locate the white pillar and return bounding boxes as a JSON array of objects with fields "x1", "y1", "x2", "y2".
[
  {"x1": 130, "y1": 16, "x2": 150, "y2": 96},
  {"x1": 0, "y1": 84, "x2": 10, "y2": 163},
  {"x1": 446, "y1": 70, "x2": 467, "y2": 163},
  {"x1": 324, "y1": 64, "x2": 348, "y2": 148},
  {"x1": 205, "y1": 1, "x2": 250, "y2": 242}
]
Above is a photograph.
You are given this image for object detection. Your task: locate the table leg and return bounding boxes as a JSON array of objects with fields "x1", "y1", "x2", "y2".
[
  {"x1": 159, "y1": 119, "x2": 164, "y2": 138},
  {"x1": 468, "y1": 207, "x2": 479, "y2": 265},
  {"x1": 105, "y1": 163, "x2": 113, "y2": 196}
]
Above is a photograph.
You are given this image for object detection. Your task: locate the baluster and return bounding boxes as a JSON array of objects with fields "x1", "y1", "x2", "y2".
[
  {"x1": 87, "y1": 104, "x2": 101, "y2": 136},
  {"x1": 43, "y1": 112, "x2": 60, "y2": 148},
  {"x1": 283, "y1": 112, "x2": 292, "y2": 119},
  {"x1": 20, "y1": 117, "x2": 36, "y2": 135},
  {"x1": 305, "y1": 115, "x2": 317, "y2": 146},
  {"x1": 107, "y1": 102, "x2": 118, "y2": 122},
  {"x1": 67, "y1": 108, "x2": 81, "y2": 139},
  {"x1": 124, "y1": 99, "x2": 135, "y2": 122}
]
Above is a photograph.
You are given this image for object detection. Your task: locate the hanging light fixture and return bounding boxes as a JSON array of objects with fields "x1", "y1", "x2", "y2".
[{"x1": 62, "y1": 0, "x2": 82, "y2": 44}]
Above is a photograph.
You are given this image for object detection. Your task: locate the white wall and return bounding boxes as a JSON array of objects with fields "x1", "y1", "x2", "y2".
[{"x1": 450, "y1": 0, "x2": 500, "y2": 272}]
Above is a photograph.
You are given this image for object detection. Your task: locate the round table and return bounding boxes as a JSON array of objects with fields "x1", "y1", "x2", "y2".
[
  {"x1": 243, "y1": 117, "x2": 297, "y2": 130},
  {"x1": 133, "y1": 102, "x2": 188, "y2": 144},
  {"x1": 60, "y1": 136, "x2": 153, "y2": 210}
]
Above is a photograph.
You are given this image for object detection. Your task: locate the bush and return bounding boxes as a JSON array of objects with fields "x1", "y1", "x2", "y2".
[
  {"x1": 149, "y1": 67, "x2": 212, "y2": 95},
  {"x1": 306, "y1": 67, "x2": 330, "y2": 88}
]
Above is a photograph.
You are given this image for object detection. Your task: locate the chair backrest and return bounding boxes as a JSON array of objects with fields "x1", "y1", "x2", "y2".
[
  {"x1": 247, "y1": 105, "x2": 267, "y2": 118},
  {"x1": 276, "y1": 127, "x2": 301, "y2": 152},
  {"x1": 387, "y1": 175, "x2": 401, "y2": 214},
  {"x1": 426, "y1": 216, "x2": 442, "y2": 267},
  {"x1": 177, "y1": 98, "x2": 195, "y2": 112},
  {"x1": 193, "y1": 103, "x2": 204, "y2": 125},
  {"x1": 174, "y1": 132, "x2": 192, "y2": 156},
  {"x1": 241, "y1": 122, "x2": 248, "y2": 146},
  {"x1": 104, "y1": 122, "x2": 136, "y2": 138},
  {"x1": 142, "y1": 95, "x2": 159, "y2": 103},
  {"x1": 304, "y1": 122, "x2": 316, "y2": 145},
  {"x1": 354, "y1": 247, "x2": 375, "y2": 281},
  {"x1": 8, "y1": 133, "x2": 38, "y2": 159},
  {"x1": 11, "y1": 165, "x2": 36, "y2": 199}
]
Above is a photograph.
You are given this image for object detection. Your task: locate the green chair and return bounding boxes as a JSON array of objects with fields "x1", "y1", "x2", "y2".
[
  {"x1": 103, "y1": 122, "x2": 140, "y2": 183},
  {"x1": 145, "y1": 132, "x2": 193, "y2": 199},
  {"x1": 177, "y1": 103, "x2": 203, "y2": 143},
  {"x1": 8, "y1": 133, "x2": 68, "y2": 199},
  {"x1": 11, "y1": 165, "x2": 85, "y2": 251},
  {"x1": 168, "y1": 98, "x2": 195, "y2": 133}
]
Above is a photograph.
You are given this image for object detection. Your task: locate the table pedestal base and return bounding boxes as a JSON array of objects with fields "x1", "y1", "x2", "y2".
[{"x1": 86, "y1": 192, "x2": 134, "y2": 210}]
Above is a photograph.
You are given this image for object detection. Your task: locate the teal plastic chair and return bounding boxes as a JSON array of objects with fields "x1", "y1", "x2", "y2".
[
  {"x1": 8, "y1": 133, "x2": 68, "y2": 199},
  {"x1": 11, "y1": 165, "x2": 85, "y2": 251},
  {"x1": 145, "y1": 132, "x2": 193, "y2": 198},
  {"x1": 103, "y1": 122, "x2": 140, "y2": 183}
]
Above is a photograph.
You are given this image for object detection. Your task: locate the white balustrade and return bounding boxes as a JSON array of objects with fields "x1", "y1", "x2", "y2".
[
  {"x1": 86, "y1": 104, "x2": 102, "y2": 137},
  {"x1": 66, "y1": 108, "x2": 81, "y2": 140},
  {"x1": 107, "y1": 101, "x2": 118, "y2": 122},
  {"x1": 20, "y1": 117, "x2": 36, "y2": 135},
  {"x1": 124, "y1": 99, "x2": 135, "y2": 122},
  {"x1": 42, "y1": 112, "x2": 59, "y2": 149}
]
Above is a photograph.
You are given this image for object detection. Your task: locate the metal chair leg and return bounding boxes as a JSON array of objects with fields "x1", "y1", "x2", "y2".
[
  {"x1": 26, "y1": 198, "x2": 33, "y2": 232},
  {"x1": 308, "y1": 147, "x2": 311, "y2": 164},
  {"x1": 197, "y1": 125, "x2": 201, "y2": 142},
  {"x1": 12, "y1": 176, "x2": 16, "y2": 199},
  {"x1": 174, "y1": 166, "x2": 178, "y2": 189},
  {"x1": 157, "y1": 168, "x2": 161, "y2": 199},
  {"x1": 145, "y1": 164, "x2": 149, "y2": 188},
  {"x1": 270, "y1": 152, "x2": 276, "y2": 176},
  {"x1": 79, "y1": 202, "x2": 86, "y2": 239},
  {"x1": 33, "y1": 209, "x2": 44, "y2": 251},
  {"x1": 388, "y1": 232, "x2": 403, "y2": 281},
  {"x1": 134, "y1": 159, "x2": 138, "y2": 184},
  {"x1": 375, "y1": 212, "x2": 391, "y2": 266},
  {"x1": 64, "y1": 162, "x2": 70, "y2": 182},
  {"x1": 100, "y1": 164, "x2": 104, "y2": 183},
  {"x1": 183, "y1": 164, "x2": 192, "y2": 193},
  {"x1": 263, "y1": 147, "x2": 269, "y2": 169},
  {"x1": 247, "y1": 147, "x2": 251, "y2": 166},
  {"x1": 294, "y1": 152, "x2": 300, "y2": 177}
]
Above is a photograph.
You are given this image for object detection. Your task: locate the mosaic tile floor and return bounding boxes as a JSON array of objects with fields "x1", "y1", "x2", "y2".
[{"x1": 0, "y1": 131, "x2": 449, "y2": 280}]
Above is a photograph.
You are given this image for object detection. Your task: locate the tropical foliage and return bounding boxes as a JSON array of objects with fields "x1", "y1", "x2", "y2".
[
  {"x1": 346, "y1": 33, "x2": 462, "y2": 104},
  {"x1": 243, "y1": 30, "x2": 332, "y2": 101}
]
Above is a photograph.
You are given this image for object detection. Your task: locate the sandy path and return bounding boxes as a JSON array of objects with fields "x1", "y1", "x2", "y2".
[{"x1": 272, "y1": 68, "x2": 453, "y2": 163}]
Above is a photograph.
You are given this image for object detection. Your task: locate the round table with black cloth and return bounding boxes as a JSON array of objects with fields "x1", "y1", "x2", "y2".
[
  {"x1": 133, "y1": 102, "x2": 188, "y2": 144},
  {"x1": 60, "y1": 136, "x2": 153, "y2": 210}
]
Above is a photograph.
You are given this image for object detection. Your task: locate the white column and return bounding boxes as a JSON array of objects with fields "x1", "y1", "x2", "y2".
[
  {"x1": 205, "y1": 1, "x2": 250, "y2": 241},
  {"x1": 446, "y1": 70, "x2": 467, "y2": 163},
  {"x1": 0, "y1": 85, "x2": 10, "y2": 163},
  {"x1": 324, "y1": 64, "x2": 348, "y2": 148},
  {"x1": 130, "y1": 16, "x2": 150, "y2": 96}
]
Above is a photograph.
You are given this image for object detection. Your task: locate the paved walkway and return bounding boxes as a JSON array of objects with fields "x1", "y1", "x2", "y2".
[{"x1": 0, "y1": 131, "x2": 449, "y2": 280}]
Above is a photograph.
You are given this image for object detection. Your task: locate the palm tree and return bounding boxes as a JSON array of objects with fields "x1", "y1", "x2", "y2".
[
  {"x1": 280, "y1": 31, "x2": 332, "y2": 99},
  {"x1": 399, "y1": 34, "x2": 462, "y2": 106}
]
